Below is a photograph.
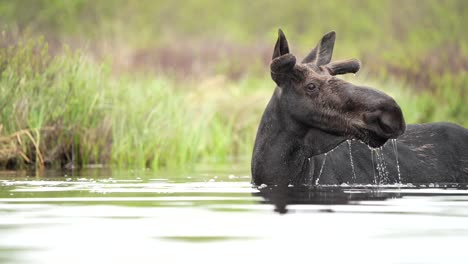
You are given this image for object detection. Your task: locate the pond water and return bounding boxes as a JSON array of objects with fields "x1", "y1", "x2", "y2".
[{"x1": 0, "y1": 166, "x2": 467, "y2": 264}]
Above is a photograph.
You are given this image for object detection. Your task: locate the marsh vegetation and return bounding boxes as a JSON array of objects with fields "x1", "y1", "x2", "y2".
[{"x1": 0, "y1": 0, "x2": 466, "y2": 169}]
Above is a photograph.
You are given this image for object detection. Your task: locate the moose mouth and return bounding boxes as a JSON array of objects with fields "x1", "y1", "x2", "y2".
[{"x1": 354, "y1": 128, "x2": 390, "y2": 148}]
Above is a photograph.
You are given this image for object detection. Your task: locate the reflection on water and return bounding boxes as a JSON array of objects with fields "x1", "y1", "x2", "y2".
[
  {"x1": 257, "y1": 186, "x2": 403, "y2": 214},
  {"x1": 0, "y1": 168, "x2": 468, "y2": 264}
]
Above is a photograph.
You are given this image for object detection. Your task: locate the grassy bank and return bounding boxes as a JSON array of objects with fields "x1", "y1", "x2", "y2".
[
  {"x1": 0, "y1": 39, "x2": 270, "y2": 169},
  {"x1": 0, "y1": 38, "x2": 466, "y2": 170}
]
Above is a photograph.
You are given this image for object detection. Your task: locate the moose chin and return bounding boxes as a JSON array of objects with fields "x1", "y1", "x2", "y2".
[{"x1": 251, "y1": 29, "x2": 468, "y2": 186}]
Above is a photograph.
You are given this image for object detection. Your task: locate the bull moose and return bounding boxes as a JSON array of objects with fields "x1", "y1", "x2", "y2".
[{"x1": 252, "y1": 29, "x2": 468, "y2": 186}]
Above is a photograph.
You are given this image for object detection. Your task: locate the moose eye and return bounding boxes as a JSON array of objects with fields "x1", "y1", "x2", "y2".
[{"x1": 305, "y1": 83, "x2": 317, "y2": 92}]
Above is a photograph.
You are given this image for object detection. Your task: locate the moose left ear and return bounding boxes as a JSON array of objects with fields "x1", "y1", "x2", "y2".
[
  {"x1": 325, "y1": 59, "x2": 361, "y2": 75},
  {"x1": 272, "y1": 29, "x2": 290, "y2": 60},
  {"x1": 270, "y1": 53, "x2": 297, "y2": 85},
  {"x1": 302, "y1": 31, "x2": 336, "y2": 66}
]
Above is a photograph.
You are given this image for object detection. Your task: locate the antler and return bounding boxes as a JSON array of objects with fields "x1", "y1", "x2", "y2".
[{"x1": 324, "y1": 59, "x2": 361, "y2": 75}]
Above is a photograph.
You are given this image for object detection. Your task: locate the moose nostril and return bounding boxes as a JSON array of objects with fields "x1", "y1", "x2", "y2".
[
  {"x1": 378, "y1": 113, "x2": 397, "y2": 135},
  {"x1": 378, "y1": 119, "x2": 393, "y2": 134}
]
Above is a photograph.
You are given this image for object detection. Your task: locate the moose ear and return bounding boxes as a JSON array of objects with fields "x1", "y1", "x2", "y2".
[
  {"x1": 325, "y1": 59, "x2": 361, "y2": 75},
  {"x1": 302, "y1": 31, "x2": 336, "y2": 66},
  {"x1": 270, "y1": 53, "x2": 297, "y2": 85},
  {"x1": 272, "y1": 29, "x2": 290, "y2": 60}
]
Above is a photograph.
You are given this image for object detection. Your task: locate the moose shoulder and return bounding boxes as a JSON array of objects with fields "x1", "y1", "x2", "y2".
[{"x1": 251, "y1": 29, "x2": 468, "y2": 186}]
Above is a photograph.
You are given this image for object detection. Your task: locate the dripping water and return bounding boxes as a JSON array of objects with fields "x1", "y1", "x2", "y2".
[
  {"x1": 307, "y1": 157, "x2": 313, "y2": 186},
  {"x1": 308, "y1": 144, "x2": 339, "y2": 186},
  {"x1": 347, "y1": 140, "x2": 357, "y2": 183},
  {"x1": 380, "y1": 147, "x2": 389, "y2": 183},
  {"x1": 391, "y1": 139, "x2": 402, "y2": 183},
  {"x1": 368, "y1": 144, "x2": 391, "y2": 185},
  {"x1": 313, "y1": 144, "x2": 340, "y2": 185},
  {"x1": 315, "y1": 153, "x2": 327, "y2": 185},
  {"x1": 370, "y1": 148, "x2": 376, "y2": 184}
]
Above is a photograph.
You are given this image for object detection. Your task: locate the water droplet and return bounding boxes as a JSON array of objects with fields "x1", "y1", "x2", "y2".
[
  {"x1": 370, "y1": 149, "x2": 376, "y2": 184},
  {"x1": 391, "y1": 139, "x2": 402, "y2": 183},
  {"x1": 307, "y1": 157, "x2": 313, "y2": 186},
  {"x1": 347, "y1": 140, "x2": 357, "y2": 183},
  {"x1": 373, "y1": 147, "x2": 389, "y2": 185},
  {"x1": 315, "y1": 153, "x2": 327, "y2": 185}
]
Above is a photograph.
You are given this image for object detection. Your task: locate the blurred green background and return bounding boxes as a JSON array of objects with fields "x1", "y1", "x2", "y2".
[{"x1": 0, "y1": 0, "x2": 467, "y2": 170}]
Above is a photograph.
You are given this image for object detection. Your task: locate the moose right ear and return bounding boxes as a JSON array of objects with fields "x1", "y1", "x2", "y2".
[
  {"x1": 272, "y1": 29, "x2": 290, "y2": 59},
  {"x1": 302, "y1": 31, "x2": 336, "y2": 65}
]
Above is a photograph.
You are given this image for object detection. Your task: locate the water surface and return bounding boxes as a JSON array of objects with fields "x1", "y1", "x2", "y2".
[{"x1": 0, "y1": 166, "x2": 467, "y2": 264}]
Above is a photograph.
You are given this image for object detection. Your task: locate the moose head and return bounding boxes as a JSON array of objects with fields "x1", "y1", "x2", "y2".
[
  {"x1": 252, "y1": 29, "x2": 407, "y2": 185},
  {"x1": 269, "y1": 29, "x2": 405, "y2": 148}
]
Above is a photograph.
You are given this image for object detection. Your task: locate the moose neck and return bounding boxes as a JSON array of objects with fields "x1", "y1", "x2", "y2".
[{"x1": 252, "y1": 87, "x2": 347, "y2": 185}]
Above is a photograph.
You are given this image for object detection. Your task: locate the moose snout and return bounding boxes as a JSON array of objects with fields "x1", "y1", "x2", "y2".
[{"x1": 364, "y1": 104, "x2": 406, "y2": 138}]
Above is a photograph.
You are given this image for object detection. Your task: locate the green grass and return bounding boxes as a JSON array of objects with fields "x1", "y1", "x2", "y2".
[{"x1": 0, "y1": 39, "x2": 270, "y2": 169}]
